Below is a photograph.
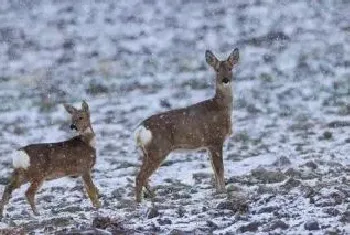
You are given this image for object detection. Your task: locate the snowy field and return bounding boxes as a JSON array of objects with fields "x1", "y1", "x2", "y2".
[{"x1": 0, "y1": 0, "x2": 349, "y2": 234}]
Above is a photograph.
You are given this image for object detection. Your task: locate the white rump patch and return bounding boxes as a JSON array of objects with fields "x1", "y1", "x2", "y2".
[
  {"x1": 12, "y1": 150, "x2": 30, "y2": 169},
  {"x1": 135, "y1": 125, "x2": 152, "y2": 146},
  {"x1": 89, "y1": 137, "x2": 96, "y2": 148}
]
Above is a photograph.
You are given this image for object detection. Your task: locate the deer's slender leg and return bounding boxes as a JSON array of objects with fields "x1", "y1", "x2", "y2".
[
  {"x1": 25, "y1": 179, "x2": 43, "y2": 216},
  {"x1": 144, "y1": 181, "x2": 155, "y2": 198},
  {"x1": 82, "y1": 172, "x2": 100, "y2": 208},
  {"x1": 136, "y1": 151, "x2": 164, "y2": 202},
  {"x1": 0, "y1": 170, "x2": 24, "y2": 218},
  {"x1": 209, "y1": 145, "x2": 226, "y2": 193}
]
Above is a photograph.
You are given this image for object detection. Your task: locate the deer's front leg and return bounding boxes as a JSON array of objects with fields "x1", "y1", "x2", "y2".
[
  {"x1": 209, "y1": 145, "x2": 226, "y2": 193},
  {"x1": 25, "y1": 179, "x2": 43, "y2": 216},
  {"x1": 82, "y1": 172, "x2": 100, "y2": 208}
]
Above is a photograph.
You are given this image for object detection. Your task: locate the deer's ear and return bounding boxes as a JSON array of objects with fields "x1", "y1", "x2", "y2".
[
  {"x1": 226, "y1": 48, "x2": 239, "y2": 70},
  {"x1": 64, "y1": 104, "x2": 76, "y2": 114},
  {"x1": 82, "y1": 100, "x2": 89, "y2": 112},
  {"x1": 205, "y1": 50, "x2": 219, "y2": 70}
]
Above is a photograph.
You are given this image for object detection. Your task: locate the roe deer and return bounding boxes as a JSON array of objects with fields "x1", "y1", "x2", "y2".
[
  {"x1": 0, "y1": 101, "x2": 100, "y2": 217},
  {"x1": 134, "y1": 49, "x2": 239, "y2": 202}
]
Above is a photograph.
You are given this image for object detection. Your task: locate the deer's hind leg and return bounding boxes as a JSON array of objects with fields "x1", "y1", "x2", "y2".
[
  {"x1": 25, "y1": 178, "x2": 44, "y2": 216},
  {"x1": 0, "y1": 169, "x2": 25, "y2": 218},
  {"x1": 136, "y1": 148, "x2": 166, "y2": 202},
  {"x1": 209, "y1": 145, "x2": 226, "y2": 193},
  {"x1": 82, "y1": 171, "x2": 100, "y2": 208}
]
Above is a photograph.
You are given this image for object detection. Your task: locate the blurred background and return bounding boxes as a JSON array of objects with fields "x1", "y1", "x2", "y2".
[{"x1": 0, "y1": 0, "x2": 349, "y2": 234}]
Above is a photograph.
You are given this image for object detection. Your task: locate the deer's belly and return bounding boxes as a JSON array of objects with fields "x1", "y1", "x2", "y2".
[
  {"x1": 45, "y1": 158, "x2": 94, "y2": 178},
  {"x1": 173, "y1": 145, "x2": 208, "y2": 153}
]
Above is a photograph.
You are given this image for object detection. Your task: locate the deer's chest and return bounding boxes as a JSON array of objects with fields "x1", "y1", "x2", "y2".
[{"x1": 210, "y1": 111, "x2": 231, "y2": 133}]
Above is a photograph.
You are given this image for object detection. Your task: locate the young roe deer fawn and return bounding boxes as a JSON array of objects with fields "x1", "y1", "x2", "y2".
[
  {"x1": 135, "y1": 49, "x2": 239, "y2": 202},
  {"x1": 0, "y1": 101, "x2": 100, "y2": 218}
]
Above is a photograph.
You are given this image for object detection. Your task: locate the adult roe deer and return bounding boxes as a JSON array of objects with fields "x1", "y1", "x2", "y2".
[
  {"x1": 135, "y1": 49, "x2": 239, "y2": 202},
  {"x1": 0, "y1": 101, "x2": 100, "y2": 217}
]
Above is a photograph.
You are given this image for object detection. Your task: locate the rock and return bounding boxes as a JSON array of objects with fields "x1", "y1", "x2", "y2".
[
  {"x1": 324, "y1": 228, "x2": 343, "y2": 235},
  {"x1": 282, "y1": 178, "x2": 301, "y2": 190},
  {"x1": 172, "y1": 192, "x2": 192, "y2": 200},
  {"x1": 268, "y1": 220, "x2": 289, "y2": 231},
  {"x1": 330, "y1": 191, "x2": 345, "y2": 205},
  {"x1": 315, "y1": 199, "x2": 336, "y2": 207},
  {"x1": 60, "y1": 206, "x2": 83, "y2": 213},
  {"x1": 246, "y1": 103, "x2": 261, "y2": 113},
  {"x1": 272, "y1": 156, "x2": 291, "y2": 166},
  {"x1": 301, "y1": 185, "x2": 315, "y2": 198},
  {"x1": 250, "y1": 166, "x2": 286, "y2": 183},
  {"x1": 176, "y1": 206, "x2": 185, "y2": 218},
  {"x1": 237, "y1": 31, "x2": 290, "y2": 47},
  {"x1": 111, "y1": 188, "x2": 127, "y2": 199},
  {"x1": 328, "y1": 121, "x2": 350, "y2": 128},
  {"x1": 304, "y1": 220, "x2": 320, "y2": 230},
  {"x1": 206, "y1": 220, "x2": 218, "y2": 229},
  {"x1": 323, "y1": 208, "x2": 341, "y2": 216},
  {"x1": 86, "y1": 81, "x2": 109, "y2": 94},
  {"x1": 160, "y1": 99, "x2": 171, "y2": 109},
  {"x1": 303, "y1": 161, "x2": 318, "y2": 169},
  {"x1": 147, "y1": 207, "x2": 160, "y2": 219},
  {"x1": 115, "y1": 199, "x2": 135, "y2": 209},
  {"x1": 169, "y1": 229, "x2": 192, "y2": 235},
  {"x1": 216, "y1": 197, "x2": 248, "y2": 213},
  {"x1": 322, "y1": 131, "x2": 333, "y2": 140},
  {"x1": 0, "y1": 228, "x2": 25, "y2": 235},
  {"x1": 256, "y1": 185, "x2": 276, "y2": 195},
  {"x1": 93, "y1": 216, "x2": 121, "y2": 230},
  {"x1": 157, "y1": 218, "x2": 172, "y2": 225},
  {"x1": 258, "y1": 206, "x2": 279, "y2": 214},
  {"x1": 238, "y1": 221, "x2": 261, "y2": 233},
  {"x1": 23, "y1": 217, "x2": 74, "y2": 231},
  {"x1": 340, "y1": 211, "x2": 350, "y2": 223},
  {"x1": 40, "y1": 195, "x2": 55, "y2": 203},
  {"x1": 285, "y1": 168, "x2": 302, "y2": 178},
  {"x1": 192, "y1": 172, "x2": 211, "y2": 184},
  {"x1": 58, "y1": 229, "x2": 112, "y2": 235}
]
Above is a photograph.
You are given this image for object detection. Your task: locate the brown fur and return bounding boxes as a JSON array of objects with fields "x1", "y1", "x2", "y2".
[
  {"x1": 0, "y1": 101, "x2": 100, "y2": 217},
  {"x1": 135, "y1": 49, "x2": 239, "y2": 202}
]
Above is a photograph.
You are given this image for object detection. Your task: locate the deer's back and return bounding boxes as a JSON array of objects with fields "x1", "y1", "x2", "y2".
[
  {"x1": 20, "y1": 136, "x2": 96, "y2": 179},
  {"x1": 142, "y1": 99, "x2": 231, "y2": 149}
]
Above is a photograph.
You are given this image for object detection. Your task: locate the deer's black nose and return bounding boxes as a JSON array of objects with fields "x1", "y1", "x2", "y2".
[
  {"x1": 222, "y1": 78, "x2": 230, "y2": 84},
  {"x1": 70, "y1": 124, "x2": 77, "y2": 131}
]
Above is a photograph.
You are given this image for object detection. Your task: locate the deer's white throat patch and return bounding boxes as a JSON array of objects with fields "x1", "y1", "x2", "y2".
[
  {"x1": 84, "y1": 127, "x2": 93, "y2": 134},
  {"x1": 135, "y1": 125, "x2": 152, "y2": 146},
  {"x1": 12, "y1": 150, "x2": 30, "y2": 169},
  {"x1": 89, "y1": 137, "x2": 96, "y2": 148}
]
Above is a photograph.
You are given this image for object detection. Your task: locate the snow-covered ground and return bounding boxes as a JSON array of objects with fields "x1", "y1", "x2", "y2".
[{"x1": 0, "y1": 0, "x2": 349, "y2": 234}]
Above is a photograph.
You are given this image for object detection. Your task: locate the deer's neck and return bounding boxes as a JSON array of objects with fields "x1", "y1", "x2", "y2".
[
  {"x1": 213, "y1": 86, "x2": 234, "y2": 136},
  {"x1": 213, "y1": 86, "x2": 233, "y2": 112},
  {"x1": 80, "y1": 126, "x2": 96, "y2": 148}
]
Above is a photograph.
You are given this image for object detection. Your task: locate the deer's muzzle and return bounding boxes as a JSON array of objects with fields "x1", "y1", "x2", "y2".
[{"x1": 70, "y1": 124, "x2": 78, "y2": 131}]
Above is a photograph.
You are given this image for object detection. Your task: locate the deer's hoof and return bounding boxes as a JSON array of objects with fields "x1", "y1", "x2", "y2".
[
  {"x1": 143, "y1": 189, "x2": 155, "y2": 199},
  {"x1": 216, "y1": 186, "x2": 227, "y2": 194},
  {"x1": 33, "y1": 211, "x2": 40, "y2": 217},
  {"x1": 93, "y1": 200, "x2": 101, "y2": 208},
  {"x1": 136, "y1": 196, "x2": 142, "y2": 204}
]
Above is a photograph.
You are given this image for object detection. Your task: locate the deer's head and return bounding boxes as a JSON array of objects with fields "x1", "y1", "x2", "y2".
[
  {"x1": 64, "y1": 101, "x2": 92, "y2": 135},
  {"x1": 205, "y1": 48, "x2": 239, "y2": 94}
]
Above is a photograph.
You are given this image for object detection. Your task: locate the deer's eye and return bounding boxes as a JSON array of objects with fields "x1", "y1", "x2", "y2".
[
  {"x1": 222, "y1": 78, "x2": 230, "y2": 84},
  {"x1": 79, "y1": 116, "x2": 83, "y2": 120}
]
